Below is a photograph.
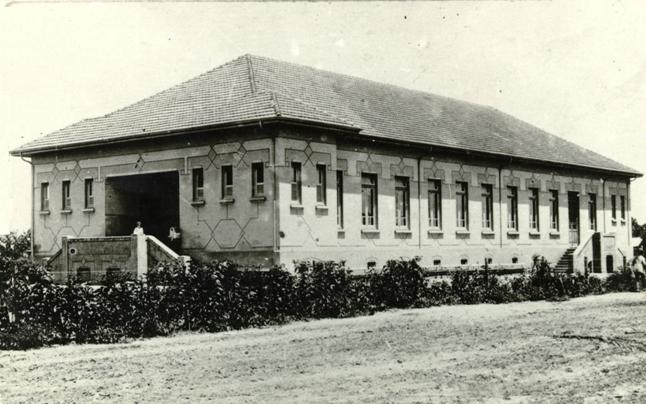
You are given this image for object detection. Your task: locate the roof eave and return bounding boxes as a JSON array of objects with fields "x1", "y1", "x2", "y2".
[{"x1": 9, "y1": 117, "x2": 361, "y2": 157}]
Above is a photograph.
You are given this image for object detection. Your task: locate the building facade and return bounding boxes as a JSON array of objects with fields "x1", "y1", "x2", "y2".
[{"x1": 11, "y1": 55, "x2": 641, "y2": 278}]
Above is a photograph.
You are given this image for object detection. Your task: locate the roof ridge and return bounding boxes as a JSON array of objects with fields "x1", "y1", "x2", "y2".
[
  {"x1": 245, "y1": 54, "x2": 258, "y2": 94},
  {"x1": 263, "y1": 88, "x2": 358, "y2": 128}
]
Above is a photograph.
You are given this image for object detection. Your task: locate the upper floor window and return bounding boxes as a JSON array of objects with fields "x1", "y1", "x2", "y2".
[
  {"x1": 620, "y1": 195, "x2": 626, "y2": 221},
  {"x1": 428, "y1": 180, "x2": 442, "y2": 228},
  {"x1": 481, "y1": 184, "x2": 494, "y2": 230},
  {"x1": 611, "y1": 194, "x2": 617, "y2": 221},
  {"x1": 221, "y1": 165, "x2": 233, "y2": 199},
  {"x1": 529, "y1": 188, "x2": 540, "y2": 231},
  {"x1": 84, "y1": 178, "x2": 94, "y2": 209},
  {"x1": 41, "y1": 182, "x2": 49, "y2": 211},
  {"x1": 62, "y1": 180, "x2": 71, "y2": 211},
  {"x1": 507, "y1": 186, "x2": 518, "y2": 230},
  {"x1": 316, "y1": 164, "x2": 327, "y2": 204},
  {"x1": 291, "y1": 162, "x2": 302, "y2": 203},
  {"x1": 395, "y1": 176, "x2": 410, "y2": 228},
  {"x1": 336, "y1": 170, "x2": 344, "y2": 228},
  {"x1": 361, "y1": 173, "x2": 378, "y2": 227},
  {"x1": 192, "y1": 168, "x2": 204, "y2": 202},
  {"x1": 588, "y1": 193, "x2": 597, "y2": 230},
  {"x1": 549, "y1": 190, "x2": 559, "y2": 230},
  {"x1": 251, "y1": 162, "x2": 264, "y2": 198},
  {"x1": 456, "y1": 181, "x2": 469, "y2": 229}
]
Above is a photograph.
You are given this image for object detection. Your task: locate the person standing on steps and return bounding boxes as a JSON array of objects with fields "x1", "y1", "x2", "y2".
[
  {"x1": 632, "y1": 251, "x2": 646, "y2": 291},
  {"x1": 132, "y1": 221, "x2": 144, "y2": 236}
]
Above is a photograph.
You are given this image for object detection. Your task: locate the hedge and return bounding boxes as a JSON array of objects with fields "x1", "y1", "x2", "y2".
[{"x1": 0, "y1": 256, "x2": 637, "y2": 350}]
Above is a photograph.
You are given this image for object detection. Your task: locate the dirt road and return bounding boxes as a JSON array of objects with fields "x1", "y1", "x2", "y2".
[{"x1": 2, "y1": 293, "x2": 646, "y2": 403}]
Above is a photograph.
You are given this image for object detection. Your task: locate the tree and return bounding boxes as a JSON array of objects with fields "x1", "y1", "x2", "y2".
[
  {"x1": 632, "y1": 218, "x2": 646, "y2": 238},
  {"x1": 0, "y1": 230, "x2": 31, "y2": 261}
]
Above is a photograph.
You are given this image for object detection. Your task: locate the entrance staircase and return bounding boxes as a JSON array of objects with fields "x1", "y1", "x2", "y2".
[{"x1": 554, "y1": 247, "x2": 576, "y2": 274}]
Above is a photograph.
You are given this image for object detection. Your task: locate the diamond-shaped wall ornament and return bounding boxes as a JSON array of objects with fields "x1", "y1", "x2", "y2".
[
  {"x1": 134, "y1": 155, "x2": 145, "y2": 170},
  {"x1": 208, "y1": 147, "x2": 217, "y2": 163},
  {"x1": 51, "y1": 165, "x2": 60, "y2": 182},
  {"x1": 304, "y1": 144, "x2": 313, "y2": 157},
  {"x1": 73, "y1": 162, "x2": 82, "y2": 181}
]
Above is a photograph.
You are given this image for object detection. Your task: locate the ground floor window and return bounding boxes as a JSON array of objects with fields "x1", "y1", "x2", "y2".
[
  {"x1": 456, "y1": 181, "x2": 469, "y2": 229},
  {"x1": 507, "y1": 186, "x2": 518, "y2": 230},
  {"x1": 588, "y1": 193, "x2": 597, "y2": 230},
  {"x1": 251, "y1": 162, "x2": 264, "y2": 197},
  {"x1": 221, "y1": 165, "x2": 233, "y2": 199},
  {"x1": 395, "y1": 176, "x2": 410, "y2": 228},
  {"x1": 41, "y1": 182, "x2": 49, "y2": 211},
  {"x1": 481, "y1": 184, "x2": 493, "y2": 230},
  {"x1": 362, "y1": 173, "x2": 378, "y2": 227},
  {"x1": 62, "y1": 180, "x2": 71, "y2": 210},
  {"x1": 291, "y1": 162, "x2": 302, "y2": 203},
  {"x1": 84, "y1": 178, "x2": 94, "y2": 209},
  {"x1": 192, "y1": 168, "x2": 204, "y2": 202},
  {"x1": 336, "y1": 170, "x2": 344, "y2": 228},
  {"x1": 428, "y1": 179, "x2": 441, "y2": 228},
  {"x1": 529, "y1": 188, "x2": 539, "y2": 230},
  {"x1": 549, "y1": 190, "x2": 559, "y2": 230}
]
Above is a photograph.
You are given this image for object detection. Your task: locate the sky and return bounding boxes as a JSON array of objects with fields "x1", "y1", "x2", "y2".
[{"x1": 1, "y1": 1, "x2": 645, "y2": 234}]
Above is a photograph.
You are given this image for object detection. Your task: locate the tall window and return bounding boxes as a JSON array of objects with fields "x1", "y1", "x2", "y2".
[
  {"x1": 84, "y1": 178, "x2": 94, "y2": 209},
  {"x1": 221, "y1": 165, "x2": 233, "y2": 199},
  {"x1": 507, "y1": 186, "x2": 518, "y2": 230},
  {"x1": 588, "y1": 193, "x2": 597, "y2": 230},
  {"x1": 549, "y1": 190, "x2": 559, "y2": 230},
  {"x1": 529, "y1": 188, "x2": 540, "y2": 231},
  {"x1": 395, "y1": 176, "x2": 410, "y2": 228},
  {"x1": 316, "y1": 164, "x2": 327, "y2": 204},
  {"x1": 62, "y1": 180, "x2": 71, "y2": 211},
  {"x1": 251, "y1": 162, "x2": 264, "y2": 197},
  {"x1": 361, "y1": 173, "x2": 378, "y2": 227},
  {"x1": 611, "y1": 195, "x2": 617, "y2": 220},
  {"x1": 456, "y1": 181, "x2": 469, "y2": 229},
  {"x1": 428, "y1": 180, "x2": 442, "y2": 228},
  {"x1": 41, "y1": 182, "x2": 49, "y2": 211},
  {"x1": 291, "y1": 162, "x2": 302, "y2": 203},
  {"x1": 481, "y1": 184, "x2": 494, "y2": 230},
  {"x1": 621, "y1": 195, "x2": 626, "y2": 221},
  {"x1": 336, "y1": 170, "x2": 344, "y2": 228},
  {"x1": 192, "y1": 168, "x2": 204, "y2": 202}
]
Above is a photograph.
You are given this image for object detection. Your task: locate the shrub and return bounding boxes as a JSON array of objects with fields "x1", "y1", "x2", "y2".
[
  {"x1": 293, "y1": 260, "x2": 368, "y2": 318},
  {"x1": 450, "y1": 270, "x2": 514, "y2": 305},
  {"x1": 368, "y1": 257, "x2": 427, "y2": 309}
]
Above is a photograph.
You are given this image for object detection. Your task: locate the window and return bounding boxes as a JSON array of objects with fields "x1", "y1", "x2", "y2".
[
  {"x1": 336, "y1": 170, "x2": 344, "y2": 228},
  {"x1": 192, "y1": 168, "x2": 204, "y2": 202},
  {"x1": 621, "y1": 195, "x2": 626, "y2": 221},
  {"x1": 291, "y1": 162, "x2": 302, "y2": 203},
  {"x1": 395, "y1": 176, "x2": 410, "y2": 228},
  {"x1": 460, "y1": 258, "x2": 468, "y2": 265},
  {"x1": 77, "y1": 267, "x2": 91, "y2": 283},
  {"x1": 428, "y1": 180, "x2": 442, "y2": 228},
  {"x1": 62, "y1": 180, "x2": 71, "y2": 211},
  {"x1": 316, "y1": 164, "x2": 327, "y2": 204},
  {"x1": 361, "y1": 173, "x2": 378, "y2": 227},
  {"x1": 433, "y1": 259, "x2": 441, "y2": 266},
  {"x1": 84, "y1": 178, "x2": 94, "y2": 209},
  {"x1": 251, "y1": 162, "x2": 264, "y2": 197},
  {"x1": 40, "y1": 182, "x2": 49, "y2": 211},
  {"x1": 588, "y1": 193, "x2": 597, "y2": 230},
  {"x1": 529, "y1": 188, "x2": 539, "y2": 231},
  {"x1": 611, "y1": 195, "x2": 617, "y2": 221},
  {"x1": 221, "y1": 165, "x2": 233, "y2": 199},
  {"x1": 481, "y1": 184, "x2": 494, "y2": 230},
  {"x1": 456, "y1": 181, "x2": 469, "y2": 229},
  {"x1": 507, "y1": 186, "x2": 518, "y2": 230},
  {"x1": 549, "y1": 190, "x2": 559, "y2": 230}
]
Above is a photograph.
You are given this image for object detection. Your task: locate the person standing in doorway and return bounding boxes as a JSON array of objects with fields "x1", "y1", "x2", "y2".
[
  {"x1": 168, "y1": 226, "x2": 181, "y2": 251},
  {"x1": 133, "y1": 221, "x2": 145, "y2": 236}
]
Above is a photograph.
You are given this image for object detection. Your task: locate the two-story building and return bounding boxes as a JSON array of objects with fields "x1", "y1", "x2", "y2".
[{"x1": 10, "y1": 54, "x2": 641, "y2": 280}]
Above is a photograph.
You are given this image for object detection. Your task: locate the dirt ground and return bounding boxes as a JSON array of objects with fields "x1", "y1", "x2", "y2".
[{"x1": 2, "y1": 293, "x2": 646, "y2": 403}]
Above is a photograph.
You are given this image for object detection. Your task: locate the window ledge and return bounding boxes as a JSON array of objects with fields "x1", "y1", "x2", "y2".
[
  {"x1": 290, "y1": 203, "x2": 304, "y2": 209},
  {"x1": 39, "y1": 210, "x2": 51, "y2": 216},
  {"x1": 394, "y1": 228, "x2": 412, "y2": 235},
  {"x1": 250, "y1": 196, "x2": 267, "y2": 202},
  {"x1": 549, "y1": 231, "x2": 561, "y2": 236},
  {"x1": 455, "y1": 229, "x2": 470, "y2": 236},
  {"x1": 507, "y1": 230, "x2": 519, "y2": 236},
  {"x1": 61, "y1": 209, "x2": 73, "y2": 215},
  {"x1": 427, "y1": 229, "x2": 443, "y2": 235},
  {"x1": 191, "y1": 200, "x2": 206, "y2": 207},
  {"x1": 529, "y1": 230, "x2": 541, "y2": 236},
  {"x1": 314, "y1": 204, "x2": 329, "y2": 212},
  {"x1": 611, "y1": 219, "x2": 617, "y2": 226},
  {"x1": 82, "y1": 207, "x2": 95, "y2": 213},
  {"x1": 361, "y1": 227, "x2": 380, "y2": 235},
  {"x1": 219, "y1": 198, "x2": 235, "y2": 205},
  {"x1": 481, "y1": 230, "x2": 495, "y2": 236},
  {"x1": 620, "y1": 219, "x2": 626, "y2": 226},
  {"x1": 337, "y1": 228, "x2": 345, "y2": 234}
]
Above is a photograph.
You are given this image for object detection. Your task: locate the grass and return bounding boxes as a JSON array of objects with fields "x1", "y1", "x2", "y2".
[{"x1": 2, "y1": 293, "x2": 646, "y2": 403}]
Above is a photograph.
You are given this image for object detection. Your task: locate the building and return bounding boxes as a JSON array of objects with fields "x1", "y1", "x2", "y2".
[{"x1": 10, "y1": 54, "x2": 642, "y2": 280}]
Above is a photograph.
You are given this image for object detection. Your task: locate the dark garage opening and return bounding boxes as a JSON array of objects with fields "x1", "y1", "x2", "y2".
[{"x1": 105, "y1": 171, "x2": 180, "y2": 245}]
